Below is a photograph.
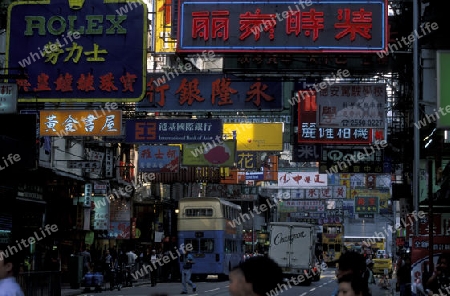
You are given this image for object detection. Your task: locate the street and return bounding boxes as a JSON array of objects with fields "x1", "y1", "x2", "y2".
[{"x1": 72, "y1": 268, "x2": 394, "y2": 296}]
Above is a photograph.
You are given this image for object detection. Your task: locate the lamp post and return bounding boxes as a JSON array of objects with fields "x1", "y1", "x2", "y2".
[{"x1": 249, "y1": 207, "x2": 255, "y2": 254}]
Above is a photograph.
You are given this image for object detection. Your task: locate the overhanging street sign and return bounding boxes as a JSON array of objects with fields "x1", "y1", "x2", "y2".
[
  {"x1": 0, "y1": 83, "x2": 18, "y2": 113},
  {"x1": 6, "y1": 0, "x2": 147, "y2": 102},
  {"x1": 178, "y1": 0, "x2": 387, "y2": 52},
  {"x1": 316, "y1": 83, "x2": 387, "y2": 129}
]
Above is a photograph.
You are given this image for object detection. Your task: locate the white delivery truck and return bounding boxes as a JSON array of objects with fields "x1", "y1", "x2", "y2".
[{"x1": 268, "y1": 222, "x2": 319, "y2": 286}]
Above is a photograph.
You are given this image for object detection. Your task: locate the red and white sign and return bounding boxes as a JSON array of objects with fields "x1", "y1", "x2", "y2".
[
  {"x1": 298, "y1": 91, "x2": 372, "y2": 144},
  {"x1": 277, "y1": 172, "x2": 327, "y2": 187}
]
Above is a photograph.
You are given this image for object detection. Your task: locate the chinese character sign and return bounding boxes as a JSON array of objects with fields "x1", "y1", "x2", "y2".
[
  {"x1": 316, "y1": 83, "x2": 387, "y2": 128},
  {"x1": 138, "y1": 145, "x2": 180, "y2": 172},
  {"x1": 297, "y1": 90, "x2": 372, "y2": 144},
  {"x1": 278, "y1": 200, "x2": 325, "y2": 212},
  {"x1": 236, "y1": 151, "x2": 258, "y2": 170},
  {"x1": 277, "y1": 172, "x2": 328, "y2": 187},
  {"x1": 155, "y1": 0, "x2": 177, "y2": 52},
  {"x1": 92, "y1": 196, "x2": 109, "y2": 230},
  {"x1": 354, "y1": 196, "x2": 378, "y2": 213},
  {"x1": 178, "y1": 0, "x2": 387, "y2": 52},
  {"x1": 7, "y1": 0, "x2": 147, "y2": 102},
  {"x1": 137, "y1": 74, "x2": 282, "y2": 111},
  {"x1": 39, "y1": 110, "x2": 122, "y2": 136},
  {"x1": 125, "y1": 118, "x2": 222, "y2": 143},
  {"x1": 0, "y1": 83, "x2": 18, "y2": 113}
]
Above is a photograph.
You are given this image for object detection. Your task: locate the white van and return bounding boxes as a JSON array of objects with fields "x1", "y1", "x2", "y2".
[{"x1": 268, "y1": 222, "x2": 317, "y2": 285}]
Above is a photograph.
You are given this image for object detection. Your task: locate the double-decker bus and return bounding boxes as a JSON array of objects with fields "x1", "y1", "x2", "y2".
[
  {"x1": 177, "y1": 197, "x2": 243, "y2": 280},
  {"x1": 321, "y1": 223, "x2": 344, "y2": 266}
]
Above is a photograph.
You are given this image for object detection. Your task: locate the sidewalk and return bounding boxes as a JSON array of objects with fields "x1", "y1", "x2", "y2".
[
  {"x1": 61, "y1": 278, "x2": 152, "y2": 296},
  {"x1": 371, "y1": 275, "x2": 399, "y2": 296}
]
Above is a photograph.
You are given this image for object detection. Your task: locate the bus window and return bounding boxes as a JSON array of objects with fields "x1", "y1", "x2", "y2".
[
  {"x1": 201, "y1": 239, "x2": 214, "y2": 253},
  {"x1": 323, "y1": 244, "x2": 328, "y2": 252},
  {"x1": 185, "y1": 238, "x2": 199, "y2": 252},
  {"x1": 225, "y1": 239, "x2": 231, "y2": 253},
  {"x1": 335, "y1": 244, "x2": 341, "y2": 253},
  {"x1": 185, "y1": 208, "x2": 213, "y2": 217}
]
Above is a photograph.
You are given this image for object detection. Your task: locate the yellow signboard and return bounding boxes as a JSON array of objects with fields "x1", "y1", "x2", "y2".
[
  {"x1": 155, "y1": 0, "x2": 177, "y2": 53},
  {"x1": 223, "y1": 123, "x2": 283, "y2": 151},
  {"x1": 40, "y1": 110, "x2": 122, "y2": 136}
]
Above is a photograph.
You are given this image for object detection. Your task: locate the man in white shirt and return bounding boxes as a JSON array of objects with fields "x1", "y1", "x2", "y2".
[
  {"x1": 126, "y1": 249, "x2": 138, "y2": 265},
  {"x1": 0, "y1": 248, "x2": 25, "y2": 296}
]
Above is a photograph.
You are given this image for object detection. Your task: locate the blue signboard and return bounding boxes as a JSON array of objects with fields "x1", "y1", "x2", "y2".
[
  {"x1": 125, "y1": 119, "x2": 222, "y2": 143},
  {"x1": 178, "y1": 0, "x2": 387, "y2": 52},
  {"x1": 245, "y1": 172, "x2": 264, "y2": 180},
  {"x1": 6, "y1": 0, "x2": 147, "y2": 102},
  {"x1": 137, "y1": 74, "x2": 282, "y2": 111},
  {"x1": 138, "y1": 145, "x2": 180, "y2": 173}
]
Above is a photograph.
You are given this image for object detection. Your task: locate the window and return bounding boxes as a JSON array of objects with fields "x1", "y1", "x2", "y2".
[
  {"x1": 200, "y1": 239, "x2": 214, "y2": 253},
  {"x1": 225, "y1": 239, "x2": 237, "y2": 253},
  {"x1": 185, "y1": 239, "x2": 199, "y2": 252},
  {"x1": 322, "y1": 244, "x2": 329, "y2": 252},
  {"x1": 185, "y1": 208, "x2": 213, "y2": 217},
  {"x1": 335, "y1": 244, "x2": 341, "y2": 252}
]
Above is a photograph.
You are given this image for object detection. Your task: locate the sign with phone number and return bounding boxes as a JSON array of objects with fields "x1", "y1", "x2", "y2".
[{"x1": 316, "y1": 83, "x2": 386, "y2": 129}]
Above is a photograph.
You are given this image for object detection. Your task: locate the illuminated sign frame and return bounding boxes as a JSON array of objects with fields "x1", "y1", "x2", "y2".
[
  {"x1": 178, "y1": 0, "x2": 388, "y2": 53},
  {"x1": 6, "y1": 0, "x2": 147, "y2": 103},
  {"x1": 297, "y1": 90, "x2": 372, "y2": 144}
]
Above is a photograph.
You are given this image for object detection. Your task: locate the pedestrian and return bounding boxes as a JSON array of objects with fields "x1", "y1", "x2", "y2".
[
  {"x1": 49, "y1": 249, "x2": 61, "y2": 296},
  {"x1": 126, "y1": 249, "x2": 138, "y2": 266},
  {"x1": 332, "y1": 251, "x2": 369, "y2": 296},
  {"x1": 338, "y1": 274, "x2": 371, "y2": 296},
  {"x1": 228, "y1": 255, "x2": 283, "y2": 296},
  {"x1": 0, "y1": 247, "x2": 25, "y2": 296},
  {"x1": 180, "y1": 250, "x2": 196, "y2": 294},
  {"x1": 366, "y1": 260, "x2": 376, "y2": 286},
  {"x1": 396, "y1": 256, "x2": 411, "y2": 296},
  {"x1": 150, "y1": 249, "x2": 159, "y2": 287},
  {"x1": 80, "y1": 246, "x2": 92, "y2": 274},
  {"x1": 425, "y1": 254, "x2": 450, "y2": 296}
]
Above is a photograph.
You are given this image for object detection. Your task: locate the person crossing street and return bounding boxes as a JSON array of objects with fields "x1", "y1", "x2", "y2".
[{"x1": 180, "y1": 250, "x2": 196, "y2": 294}]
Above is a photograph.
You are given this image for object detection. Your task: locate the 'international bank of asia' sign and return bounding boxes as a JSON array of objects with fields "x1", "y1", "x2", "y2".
[
  {"x1": 125, "y1": 119, "x2": 223, "y2": 143},
  {"x1": 6, "y1": 0, "x2": 147, "y2": 102},
  {"x1": 177, "y1": 0, "x2": 387, "y2": 52}
]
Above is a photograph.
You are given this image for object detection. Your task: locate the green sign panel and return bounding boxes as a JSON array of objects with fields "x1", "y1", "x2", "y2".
[{"x1": 437, "y1": 51, "x2": 450, "y2": 128}]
